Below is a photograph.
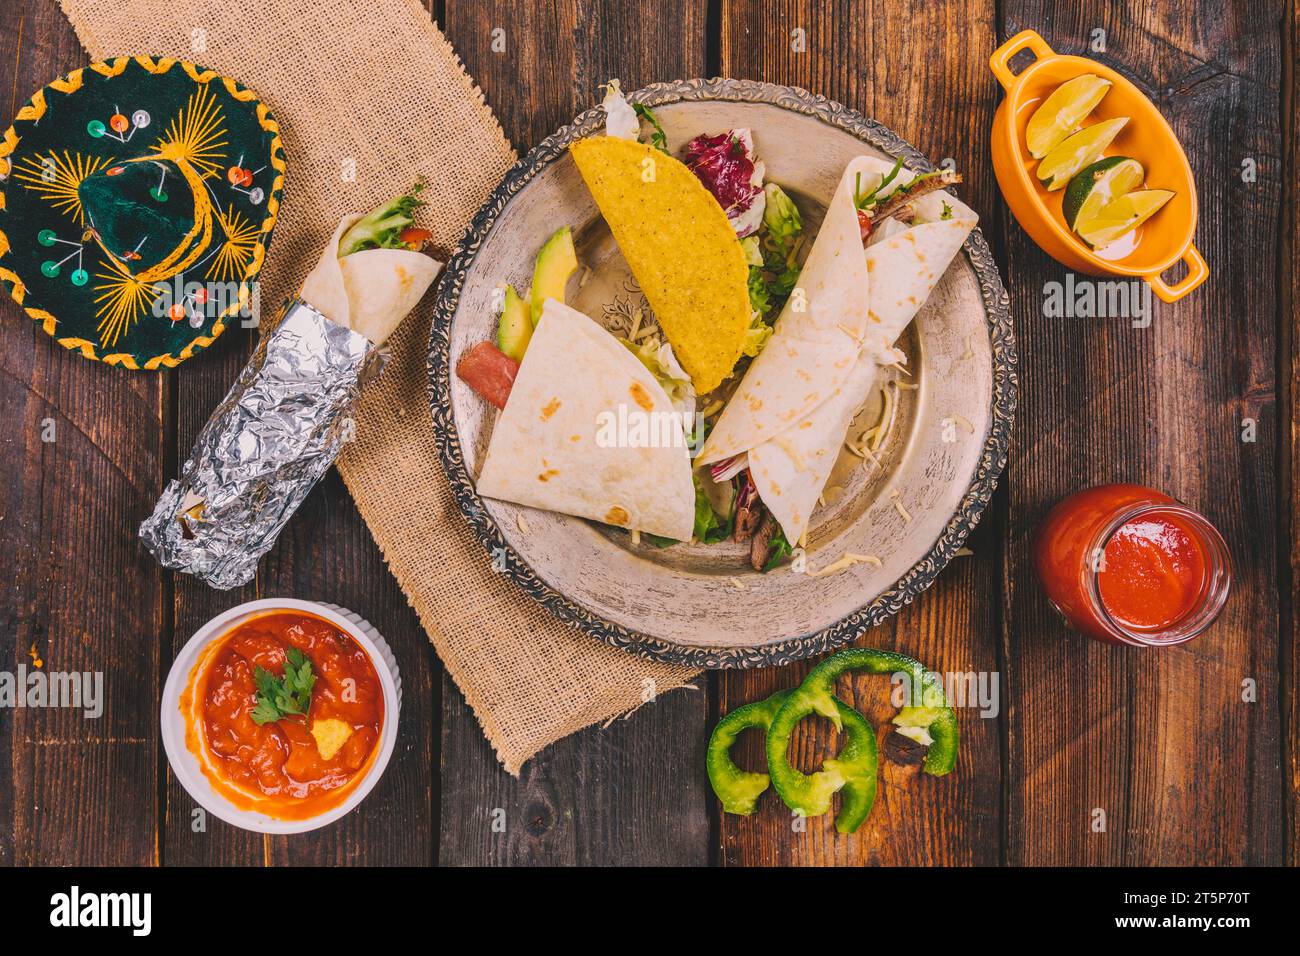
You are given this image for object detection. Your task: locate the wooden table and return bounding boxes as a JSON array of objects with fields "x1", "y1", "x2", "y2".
[{"x1": 0, "y1": 0, "x2": 1293, "y2": 867}]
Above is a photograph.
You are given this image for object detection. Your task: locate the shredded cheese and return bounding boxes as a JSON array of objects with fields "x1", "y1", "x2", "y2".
[
  {"x1": 808, "y1": 552, "x2": 883, "y2": 578},
  {"x1": 870, "y1": 381, "x2": 899, "y2": 453},
  {"x1": 516, "y1": 513, "x2": 531, "y2": 535},
  {"x1": 889, "y1": 487, "x2": 913, "y2": 523},
  {"x1": 729, "y1": 576, "x2": 748, "y2": 591}
]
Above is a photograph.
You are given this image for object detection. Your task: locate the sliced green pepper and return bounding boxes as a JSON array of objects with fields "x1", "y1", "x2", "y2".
[
  {"x1": 706, "y1": 689, "x2": 791, "y2": 815},
  {"x1": 785, "y1": 647, "x2": 959, "y2": 777},
  {"x1": 765, "y1": 694, "x2": 878, "y2": 833}
]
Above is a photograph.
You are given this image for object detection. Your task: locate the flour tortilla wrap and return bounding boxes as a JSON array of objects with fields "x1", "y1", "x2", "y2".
[
  {"x1": 476, "y1": 299, "x2": 696, "y2": 542},
  {"x1": 300, "y1": 213, "x2": 442, "y2": 344},
  {"x1": 700, "y1": 156, "x2": 977, "y2": 545}
]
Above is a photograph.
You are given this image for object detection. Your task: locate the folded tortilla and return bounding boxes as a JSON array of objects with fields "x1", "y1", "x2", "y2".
[
  {"x1": 476, "y1": 299, "x2": 696, "y2": 542},
  {"x1": 699, "y1": 156, "x2": 977, "y2": 545},
  {"x1": 300, "y1": 213, "x2": 442, "y2": 345}
]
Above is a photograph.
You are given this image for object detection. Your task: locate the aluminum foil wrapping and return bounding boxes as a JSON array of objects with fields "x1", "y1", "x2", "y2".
[{"x1": 140, "y1": 300, "x2": 384, "y2": 588}]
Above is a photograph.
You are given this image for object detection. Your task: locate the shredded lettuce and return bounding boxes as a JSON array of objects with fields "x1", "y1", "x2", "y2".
[
  {"x1": 743, "y1": 183, "x2": 803, "y2": 326},
  {"x1": 742, "y1": 311, "x2": 773, "y2": 357},
  {"x1": 746, "y1": 267, "x2": 771, "y2": 316},
  {"x1": 602, "y1": 80, "x2": 669, "y2": 153},
  {"x1": 621, "y1": 336, "x2": 695, "y2": 417},
  {"x1": 601, "y1": 80, "x2": 640, "y2": 140},
  {"x1": 693, "y1": 473, "x2": 734, "y2": 543},
  {"x1": 762, "y1": 183, "x2": 802, "y2": 243},
  {"x1": 764, "y1": 258, "x2": 800, "y2": 299},
  {"x1": 337, "y1": 181, "x2": 427, "y2": 256}
]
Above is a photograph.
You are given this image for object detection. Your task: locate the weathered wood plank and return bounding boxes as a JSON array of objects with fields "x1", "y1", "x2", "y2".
[
  {"x1": 161, "y1": 326, "x2": 265, "y2": 865},
  {"x1": 715, "y1": 0, "x2": 1005, "y2": 866},
  {"x1": 998, "y1": 1, "x2": 1285, "y2": 864},
  {"x1": 259, "y1": 471, "x2": 439, "y2": 866},
  {"x1": 437, "y1": 0, "x2": 713, "y2": 866},
  {"x1": 0, "y1": 0, "x2": 164, "y2": 865},
  {"x1": 160, "y1": 104, "x2": 439, "y2": 870},
  {"x1": 158, "y1": 0, "x2": 447, "y2": 868},
  {"x1": 1285, "y1": 0, "x2": 1298, "y2": 869},
  {"x1": 160, "y1": 332, "x2": 440, "y2": 866}
]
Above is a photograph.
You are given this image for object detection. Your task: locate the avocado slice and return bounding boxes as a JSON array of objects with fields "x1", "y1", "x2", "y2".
[
  {"x1": 497, "y1": 285, "x2": 533, "y2": 360},
  {"x1": 529, "y1": 226, "x2": 578, "y2": 324}
]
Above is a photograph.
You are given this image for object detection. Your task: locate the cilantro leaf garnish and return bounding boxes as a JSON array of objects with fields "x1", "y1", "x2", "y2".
[
  {"x1": 250, "y1": 647, "x2": 316, "y2": 726},
  {"x1": 631, "y1": 103, "x2": 669, "y2": 153}
]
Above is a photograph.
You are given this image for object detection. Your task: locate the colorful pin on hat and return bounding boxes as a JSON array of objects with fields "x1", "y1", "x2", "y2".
[{"x1": 0, "y1": 56, "x2": 285, "y2": 368}]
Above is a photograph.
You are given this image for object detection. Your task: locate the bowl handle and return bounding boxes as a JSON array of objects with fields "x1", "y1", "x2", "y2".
[
  {"x1": 1145, "y1": 245, "x2": 1209, "y2": 303},
  {"x1": 989, "y1": 30, "x2": 1055, "y2": 91}
]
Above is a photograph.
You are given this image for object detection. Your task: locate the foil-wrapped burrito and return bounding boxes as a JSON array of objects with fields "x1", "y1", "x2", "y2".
[{"x1": 141, "y1": 189, "x2": 441, "y2": 588}]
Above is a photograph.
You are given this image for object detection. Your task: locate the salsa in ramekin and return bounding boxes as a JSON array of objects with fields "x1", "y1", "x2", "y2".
[{"x1": 181, "y1": 610, "x2": 385, "y2": 821}]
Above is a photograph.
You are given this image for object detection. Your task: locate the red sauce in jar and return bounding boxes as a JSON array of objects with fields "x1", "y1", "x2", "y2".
[
  {"x1": 1034, "y1": 484, "x2": 1230, "y2": 646},
  {"x1": 1097, "y1": 512, "x2": 1208, "y2": 632},
  {"x1": 182, "y1": 611, "x2": 384, "y2": 820}
]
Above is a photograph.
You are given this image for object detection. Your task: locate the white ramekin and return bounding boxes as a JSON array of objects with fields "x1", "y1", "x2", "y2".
[{"x1": 161, "y1": 598, "x2": 402, "y2": 835}]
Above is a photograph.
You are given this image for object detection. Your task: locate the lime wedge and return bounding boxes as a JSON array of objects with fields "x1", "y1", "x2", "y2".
[
  {"x1": 1025, "y1": 74, "x2": 1112, "y2": 159},
  {"x1": 1075, "y1": 189, "x2": 1175, "y2": 249},
  {"x1": 1036, "y1": 116, "x2": 1129, "y2": 191},
  {"x1": 1062, "y1": 156, "x2": 1145, "y2": 230}
]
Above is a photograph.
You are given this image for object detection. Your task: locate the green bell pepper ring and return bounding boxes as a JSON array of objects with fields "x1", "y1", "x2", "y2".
[
  {"x1": 764, "y1": 694, "x2": 878, "y2": 832},
  {"x1": 792, "y1": 647, "x2": 958, "y2": 777},
  {"x1": 706, "y1": 689, "x2": 792, "y2": 814}
]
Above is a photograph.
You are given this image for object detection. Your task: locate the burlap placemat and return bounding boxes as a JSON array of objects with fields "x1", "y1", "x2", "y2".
[{"x1": 59, "y1": 0, "x2": 700, "y2": 774}]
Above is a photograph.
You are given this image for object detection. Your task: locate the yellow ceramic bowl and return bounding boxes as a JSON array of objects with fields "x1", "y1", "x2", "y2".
[{"x1": 990, "y1": 30, "x2": 1207, "y2": 302}]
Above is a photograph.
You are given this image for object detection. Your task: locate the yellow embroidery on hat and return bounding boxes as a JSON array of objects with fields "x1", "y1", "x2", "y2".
[
  {"x1": 209, "y1": 204, "x2": 259, "y2": 284},
  {"x1": 93, "y1": 256, "x2": 163, "y2": 348},
  {"x1": 153, "y1": 84, "x2": 228, "y2": 180},
  {"x1": 0, "y1": 57, "x2": 283, "y2": 367},
  {"x1": 13, "y1": 150, "x2": 111, "y2": 225}
]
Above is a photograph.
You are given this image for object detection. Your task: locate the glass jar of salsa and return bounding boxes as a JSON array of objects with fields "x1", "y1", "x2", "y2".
[{"x1": 1033, "y1": 484, "x2": 1231, "y2": 646}]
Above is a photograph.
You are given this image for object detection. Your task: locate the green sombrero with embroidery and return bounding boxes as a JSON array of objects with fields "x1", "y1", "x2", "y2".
[{"x1": 0, "y1": 56, "x2": 285, "y2": 369}]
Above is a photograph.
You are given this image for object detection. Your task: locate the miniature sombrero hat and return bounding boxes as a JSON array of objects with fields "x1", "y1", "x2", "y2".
[{"x1": 0, "y1": 56, "x2": 285, "y2": 369}]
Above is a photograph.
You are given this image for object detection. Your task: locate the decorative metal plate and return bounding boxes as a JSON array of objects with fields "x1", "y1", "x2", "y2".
[{"x1": 428, "y1": 78, "x2": 1016, "y2": 669}]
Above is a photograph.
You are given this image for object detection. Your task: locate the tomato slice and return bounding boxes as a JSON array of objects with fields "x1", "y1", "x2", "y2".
[
  {"x1": 857, "y1": 209, "x2": 873, "y2": 244},
  {"x1": 455, "y1": 341, "x2": 519, "y2": 410},
  {"x1": 398, "y1": 227, "x2": 433, "y2": 250}
]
